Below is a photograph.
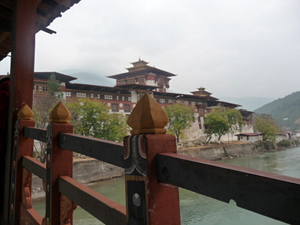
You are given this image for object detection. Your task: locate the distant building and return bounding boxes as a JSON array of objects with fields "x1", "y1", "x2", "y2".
[
  {"x1": 1, "y1": 59, "x2": 254, "y2": 141},
  {"x1": 235, "y1": 133, "x2": 262, "y2": 142}
]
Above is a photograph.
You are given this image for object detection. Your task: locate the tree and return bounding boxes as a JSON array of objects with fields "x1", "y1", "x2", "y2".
[
  {"x1": 66, "y1": 98, "x2": 129, "y2": 142},
  {"x1": 164, "y1": 103, "x2": 195, "y2": 142},
  {"x1": 254, "y1": 114, "x2": 281, "y2": 141},
  {"x1": 204, "y1": 107, "x2": 244, "y2": 143},
  {"x1": 204, "y1": 108, "x2": 229, "y2": 143},
  {"x1": 32, "y1": 74, "x2": 63, "y2": 162},
  {"x1": 47, "y1": 73, "x2": 63, "y2": 98},
  {"x1": 226, "y1": 108, "x2": 245, "y2": 142}
]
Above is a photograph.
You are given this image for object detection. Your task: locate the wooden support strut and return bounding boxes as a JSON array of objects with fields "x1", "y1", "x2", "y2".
[
  {"x1": 4, "y1": 0, "x2": 37, "y2": 222},
  {"x1": 125, "y1": 94, "x2": 181, "y2": 225},
  {"x1": 44, "y1": 102, "x2": 76, "y2": 225}
]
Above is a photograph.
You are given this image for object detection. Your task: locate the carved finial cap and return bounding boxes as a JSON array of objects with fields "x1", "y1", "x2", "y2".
[
  {"x1": 17, "y1": 104, "x2": 34, "y2": 120},
  {"x1": 127, "y1": 94, "x2": 169, "y2": 135},
  {"x1": 49, "y1": 101, "x2": 71, "y2": 123}
]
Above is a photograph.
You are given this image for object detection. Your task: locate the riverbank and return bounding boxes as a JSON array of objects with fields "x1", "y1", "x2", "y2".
[{"x1": 178, "y1": 139, "x2": 300, "y2": 161}]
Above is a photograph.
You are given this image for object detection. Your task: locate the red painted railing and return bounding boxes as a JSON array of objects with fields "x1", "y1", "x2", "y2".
[{"x1": 7, "y1": 95, "x2": 300, "y2": 225}]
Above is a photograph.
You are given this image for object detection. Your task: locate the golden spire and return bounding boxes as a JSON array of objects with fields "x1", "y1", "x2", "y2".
[
  {"x1": 49, "y1": 101, "x2": 71, "y2": 123},
  {"x1": 127, "y1": 94, "x2": 169, "y2": 135},
  {"x1": 17, "y1": 104, "x2": 34, "y2": 120}
]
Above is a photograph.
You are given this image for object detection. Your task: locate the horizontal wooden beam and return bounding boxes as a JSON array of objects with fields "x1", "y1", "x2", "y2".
[
  {"x1": 22, "y1": 156, "x2": 46, "y2": 181},
  {"x1": 157, "y1": 153, "x2": 300, "y2": 225},
  {"x1": 58, "y1": 176, "x2": 126, "y2": 225},
  {"x1": 59, "y1": 133, "x2": 124, "y2": 168},
  {"x1": 23, "y1": 127, "x2": 47, "y2": 142}
]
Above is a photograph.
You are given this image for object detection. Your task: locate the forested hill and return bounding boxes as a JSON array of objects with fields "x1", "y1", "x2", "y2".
[{"x1": 254, "y1": 91, "x2": 300, "y2": 131}]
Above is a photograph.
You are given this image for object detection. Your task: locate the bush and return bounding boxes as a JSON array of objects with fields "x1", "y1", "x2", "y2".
[
  {"x1": 263, "y1": 142, "x2": 269, "y2": 150},
  {"x1": 277, "y1": 140, "x2": 291, "y2": 148},
  {"x1": 271, "y1": 143, "x2": 275, "y2": 150}
]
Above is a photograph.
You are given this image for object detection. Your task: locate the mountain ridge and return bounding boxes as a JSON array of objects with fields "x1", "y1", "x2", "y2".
[{"x1": 254, "y1": 91, "x2": 300, "y2": 132}]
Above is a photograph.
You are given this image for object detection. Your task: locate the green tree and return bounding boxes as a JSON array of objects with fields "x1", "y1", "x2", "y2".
[
  {"x1": 164, "y1": 103, "x2": 195, "y2": 142},
  {"x1": 47, "y1": 73, "x2": 63, "y2": 98},
  {"x1": 254, "y1": 114, "x2": 280, "y2": 141},
  {"x1": 67, "y1": 98, "x2": 129, "y2": 142},
  {"x1": 204, "y1": 108, "x2": 229, "y2": 143},
  {"x1": 226, "y1": 108, "x2": 245, "y2": 142}
]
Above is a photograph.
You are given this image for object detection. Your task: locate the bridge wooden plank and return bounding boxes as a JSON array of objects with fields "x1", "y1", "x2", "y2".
[
  {"x1": 58, "y1": 133, "x2": 124, "y2": 168},
  {"x1": 58, "y1": 176, "x2": 126, "y2": 225},
  {"x1": 20, "y1": 203, "x2": 42, "y2": 225},
  {"x1": 23, "y1": 127, "x2": 47, "y2": 143},
  {"x1": 157, "y1": 153, "x2": 300, "y2": 225},
  {"x1": 22, "y1": 156, "x2": 46, "y2": 181}
]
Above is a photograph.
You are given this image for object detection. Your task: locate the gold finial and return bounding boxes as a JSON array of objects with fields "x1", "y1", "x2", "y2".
[
  {"x1": 127, "y1": 94, "x2": 169, "y2": 135},
  {"x1": 17, "y1": 104, "x2": 34, "y2": 120},
  {"x1": 49, "y1": 101, "x2": 71, "y2": 123}
]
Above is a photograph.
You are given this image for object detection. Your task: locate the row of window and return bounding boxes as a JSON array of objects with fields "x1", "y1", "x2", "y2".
[
  {"x1": 35, "y1": 85, "x2": 48, "y2": 92},
  {"x1": 156, "y1": 98, "x2": 204, "y2": 106},
  {"x1": 66, "y1": 92, "x2": 205, "y2": 108},
  {"x1": 66, "y1": 92, "x2": 131, "y2": 101},
  {"x1": 111, "y1": 103, "x2": 131, "y2": 113}
]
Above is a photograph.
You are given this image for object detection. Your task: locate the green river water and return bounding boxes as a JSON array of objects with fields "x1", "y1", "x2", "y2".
[{"x1": 32, "y1": 147, "x2": 300, "y2": 224}]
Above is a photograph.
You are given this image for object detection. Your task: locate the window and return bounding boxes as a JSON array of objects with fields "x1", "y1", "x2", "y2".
[
  {"x1": 124, "y1": 104, "x2": 131, "y2": 112},
  {"x1": 116, "y1": 96, "x2": 119, "y2": 100},
  {"x1": 91, "y1": 94, "x2": 94, "y2": 99},
  {"x1": 158, "y1": 77, "x2": 164, "y2": 85},
  {"x1": 39, "y1": 86, "x2": 42, "y2": 91},
  {"x1": 176, "y1": 100, "x2": 181, "y2": 103},
  {"x1": 122, "y1": 96, "x2": 125, "y2": 101},
  {"x1": 168, "y1": 99, "x2": 173, "y2": 104},
  {"x1": 199, "y1": 108, "x2": 205, "y2": 114},
  {"x1": 104, "y1": 95, "x2": 113, "y2": 100},
  {"x1": 184, "y1": 101, "x2": 189, "y2": 105},
  {"x1": 97, "y1": 94, "x2": 100, "y2": 99},
  {"x1": 127, "y1": 79, "x2": 135, "y2": 84},
  {"x1": 46, "y1": 86, "x2": 48, "y2": 92},
  {"x1": 111, "y1": 103, "x2": 119, "y2": 112},
  {"x1": 76, "y1": 93, "x2": 86, "y2": 98},
  {"x1": 191, "y1": 101, "x2": 196, "y2": 106},
  {"x1": 66, "y1": 92, "x2": 71, "y2": 97},
  {"x1": 36, "y1": 85, "x2": 38, "y2": 91},
  {"x1": 128, "y1": 97, "x2": 131, "y2": 101},
  {"x1": 138, "y1": 78, "x2": 145, "y2": 84},
  {"x1": 43, "y1": 86, "x2": 45, "y2": 92},
  {"x1": 159, "y1": 99, "x2": 165, "y2": 104}
]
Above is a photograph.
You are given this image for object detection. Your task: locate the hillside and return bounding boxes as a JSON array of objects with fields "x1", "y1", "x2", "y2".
[{"x1": 254, "y1": 91, "x2": 300, "y2": 132}]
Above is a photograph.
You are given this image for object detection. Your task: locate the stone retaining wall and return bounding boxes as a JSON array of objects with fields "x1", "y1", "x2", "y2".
[{"x1": 32, "y1": 159, "x2": 124, "y2": 198}]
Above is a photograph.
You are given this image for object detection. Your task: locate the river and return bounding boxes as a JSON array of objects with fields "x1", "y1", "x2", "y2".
[{"x1": 32, "y1": 147, "x2": 300, "y2": 224}]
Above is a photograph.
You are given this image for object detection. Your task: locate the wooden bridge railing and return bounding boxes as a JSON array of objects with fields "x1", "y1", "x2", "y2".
[{"x1": 8, "y1": 94, "x2": 300, "y2": 225}]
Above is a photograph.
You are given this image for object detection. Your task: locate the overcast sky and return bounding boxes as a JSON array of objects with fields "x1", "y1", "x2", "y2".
[{"x1": 0, "y1": 0, "x2": 299, "y2": 99}]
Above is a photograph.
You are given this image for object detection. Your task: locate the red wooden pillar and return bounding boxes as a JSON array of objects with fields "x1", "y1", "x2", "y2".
[
  {"x1": 9, "y1": 105, "x2": 34, "y2": 225},
  {"x1": 44, "y1": 102, "x2": 75, "y2": 225},
  {"x1": 125, "y1": 94, "x2": 181, "y2": 225},
  {"x1": 3, "y1": 0, "x2": 37, "y2": 221}
]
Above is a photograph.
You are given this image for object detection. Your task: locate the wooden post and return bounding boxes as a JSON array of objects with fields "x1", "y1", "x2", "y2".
[
  {"x1": 9, "y1": 105, "x2": 34, "y2": 225},
  {"x1": 4, "y1": 0, "x2": 37, "y2": 221},
  {"x1": 43, "y1": 102, "x2": 76, "y2": 225},
  {"x1": 125, "y1": 94, "x2": 181, "y2": 225}
]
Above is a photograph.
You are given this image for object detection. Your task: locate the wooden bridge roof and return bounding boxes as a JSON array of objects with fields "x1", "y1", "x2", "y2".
[{"x1": 0, "y1": 0, "x2": 81, "y2": 62}]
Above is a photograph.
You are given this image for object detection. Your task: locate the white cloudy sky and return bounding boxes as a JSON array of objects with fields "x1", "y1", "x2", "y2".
[{"x1": 0, "y1": 0, "x2": 299, "y2": 99}]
